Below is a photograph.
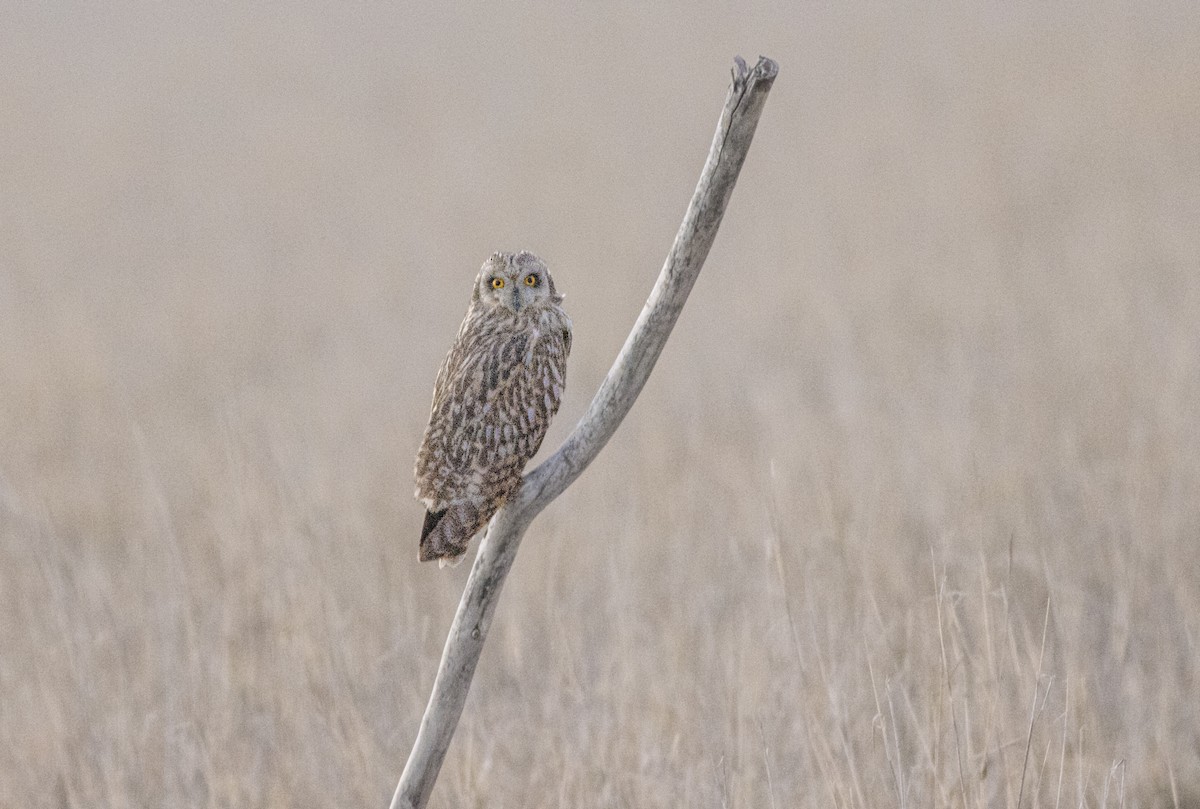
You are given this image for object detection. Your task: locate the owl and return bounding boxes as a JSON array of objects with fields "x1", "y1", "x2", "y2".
[{"x1": 414, "y1": 251, "x2": 572, "y2": 566}]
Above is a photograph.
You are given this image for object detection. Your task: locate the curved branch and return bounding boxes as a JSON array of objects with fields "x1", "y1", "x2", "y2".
[{"x1": 391, "y1": 55, "x2": 778, "y2": 809}]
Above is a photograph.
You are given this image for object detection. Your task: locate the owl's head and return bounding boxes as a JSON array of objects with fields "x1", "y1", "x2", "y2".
[{"x1": 472, "y1": 251, "x2": 562, "y2": 314}]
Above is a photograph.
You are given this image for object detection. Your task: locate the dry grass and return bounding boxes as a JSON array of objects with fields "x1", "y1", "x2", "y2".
[{"x1": 2, "y1": 3, "x2": 1198, "y2": 807}]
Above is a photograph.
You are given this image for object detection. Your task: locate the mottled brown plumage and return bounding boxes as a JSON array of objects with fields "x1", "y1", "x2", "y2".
[{"x1": 414, "y1": 252, "x2": 572, "y2": 565}]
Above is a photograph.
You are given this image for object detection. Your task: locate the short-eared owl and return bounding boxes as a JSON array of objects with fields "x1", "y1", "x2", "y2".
[{"x1": 414, "y1": 251, "x2": 572, "y2": 565}]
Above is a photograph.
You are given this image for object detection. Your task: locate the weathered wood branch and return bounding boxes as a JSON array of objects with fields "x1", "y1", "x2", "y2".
[{"x1": 390, "y1": 55, "x2": 778, "y2": 809}]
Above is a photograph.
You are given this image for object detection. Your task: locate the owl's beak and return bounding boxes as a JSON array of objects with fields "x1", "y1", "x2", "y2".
[{"x1": 511, "y1": 288, "x2": 521, "y2": 312}]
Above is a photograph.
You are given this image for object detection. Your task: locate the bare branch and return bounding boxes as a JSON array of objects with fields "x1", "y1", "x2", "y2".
[{"x1": 390, "y1": 55, "x2": 778, "y2": 809}]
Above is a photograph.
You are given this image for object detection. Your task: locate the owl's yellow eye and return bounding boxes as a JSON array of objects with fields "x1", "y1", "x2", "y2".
[
  {"x1": 523, "y1": 274, "x2": 538, "y2": 287},
  {"x1": 491, "y1": 277, "x2": 505, "y2": 289}
]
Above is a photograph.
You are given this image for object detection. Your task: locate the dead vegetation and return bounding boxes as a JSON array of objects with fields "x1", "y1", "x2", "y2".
[{"x1": 1, "y1": 3, "x2": 1197, "y2": 807}]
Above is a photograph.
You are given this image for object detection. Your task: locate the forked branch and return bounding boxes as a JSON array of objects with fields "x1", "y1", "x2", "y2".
[{"x1": 390, "y1": 55, "x2": 778, "y2": 809}]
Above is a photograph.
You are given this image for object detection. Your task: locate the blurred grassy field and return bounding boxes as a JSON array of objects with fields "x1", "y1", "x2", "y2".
[{"x1": 2, "y1": 3, "x2": 1199, "y2": 807}]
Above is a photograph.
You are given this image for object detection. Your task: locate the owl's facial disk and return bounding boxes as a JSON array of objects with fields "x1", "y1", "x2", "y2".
[{"x1": 475, "y1": 251, "x2": 559, "y2": 314}]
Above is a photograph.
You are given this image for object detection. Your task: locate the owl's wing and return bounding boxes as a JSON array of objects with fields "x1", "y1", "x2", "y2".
[
  {"x1": 418, "y1": 331, "x2": 528, "y2": 478},
  {"x1": 430, "y1": 331, "x2": 529, "y2": 418}
]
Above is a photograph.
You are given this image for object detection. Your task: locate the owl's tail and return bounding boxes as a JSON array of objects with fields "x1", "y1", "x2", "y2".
[{"x1": 419, "y1": 503, "x2": 483, "y2": 564}]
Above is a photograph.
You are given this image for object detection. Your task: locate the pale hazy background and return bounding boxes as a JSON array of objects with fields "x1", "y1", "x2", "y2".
[{"x1": 2, "y1": 3, "x2": 1198, "y2": 808}]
